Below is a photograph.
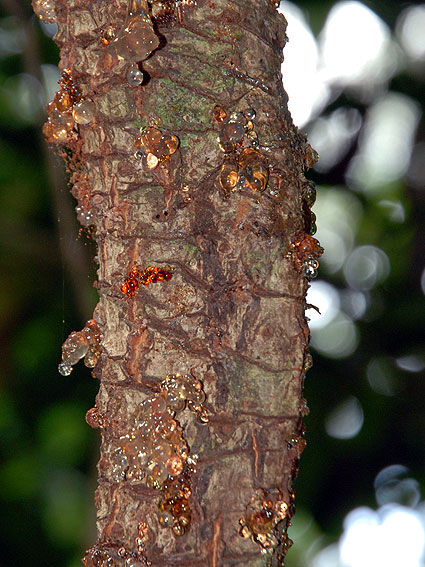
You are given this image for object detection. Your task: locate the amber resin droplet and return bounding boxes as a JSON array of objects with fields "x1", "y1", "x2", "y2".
[
  {"x1": 220, "y1": 161, "x2": 239, "y2": 192},
  {"x1": 290, "y1": 232, "x2": 323, "y2": 280},
  {"x1": 287, "y1": 434, "x2": 307, "y2": 457},
  {"x1": 85, "y1": 407, "x2": 106, "y2": 429},
  {"x1": 213, "y1": 104, "x2": 227, "y2": 123},
  {"x1": 302, "y1": 255, "x2": 319, "y2": 279},
  {"x1": 304, "y1": 144, "x2": 319, "y2": 169},
  {"x1": 238, "y1": 148, "x2": 269, "y2": 192},
  {"x1": 165, "y1": 455, "x2": 184, "y2": 476},
  {"x1": 120, "y1": 265, "x2": 173, "y2": 297},
  {"x1": 127, "y1": 65, "x2": 144, "y2": 86},
  {"x1": 43, "y1": 69, "x2": 84, "y2": 145},
  {"x1": 220, "y1": 122, "x2": 245, "y2": 145},
  {"x1": 43, "y1": 120, "x2": 72, "y2": 144},
  {"x1": 111, "y1": 374, "x2": 207, "y2": 536},
  {"x1": 141, "y1": 127, "x2": 170, "y2": 158},
  {"x1": 53, "y1": 125, "x2": 71, "y2": 141},
  {"x1": 165, "y1": 135, "x2": 179, "y2": 155},
  {"x1": 111, "y1": 0, "x2": 159, "y2": 63},
  {"x1": 135, "y1": 127, "x2": 180, "y2": 167},
  {"x1": 32, "y1": 0, "x2": 56, "y2": 23},
  {"x1": 100, "y1": 25, "x2": 116, "y2": 45},
  {"x1": 72, "y1": 100, "x2": 95, "y2": 125},
  {"x1": 54, "y1": 90, "x2": 73, "y2": 112},
  {"x1": 82, "y1": 545, "x2": 115, "y2": 567},
  {"x1": 239, "y1": 488, "x2": 289, "y2": 554},
  {"x1": 58, "y1": 319, "x2": 102, "y2": 375},
  {"x1": 46, "y1": 101, "x2": 71, "y2": 125},
  {"x1": 146, "y1": 153, "x2": 159, "y2": 169},
  {"x1": 304, "y1": 181, "x2": 316, "y2": 207}
]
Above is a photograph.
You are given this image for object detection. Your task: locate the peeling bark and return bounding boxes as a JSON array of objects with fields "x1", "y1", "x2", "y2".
[{"x1": 47, "y1": 0, "x2": 317, "y2": 565}]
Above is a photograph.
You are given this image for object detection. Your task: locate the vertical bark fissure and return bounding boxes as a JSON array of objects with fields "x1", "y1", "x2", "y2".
[{"x1": 48, "y1": 0, "x2": 317, "y2": 565}]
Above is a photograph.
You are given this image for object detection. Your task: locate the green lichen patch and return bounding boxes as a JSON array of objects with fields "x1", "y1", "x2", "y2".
[{"x1": 143, "y1": 78, "x2": 213, "y2": 130}]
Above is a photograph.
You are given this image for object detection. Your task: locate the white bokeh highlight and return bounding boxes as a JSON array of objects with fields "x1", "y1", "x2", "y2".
[
  {"x1": 306, "y1": 280, "x2": 340, "y2": 330},
  {"x1": 397, "y1": 5, "x2": 425, "y2": 61},
  {"x1": 340, "y1": 505, "x2": 425, "y2": 567},
  {"x1": 343, "y1": 245, "x2": 390, "y2": 291},
  {"x1": 308, "y1": 108, "x2": 362, "y2": 172},
  {"x1": 347, "y1": 92, "x2": 421, "y2": 191},
  {"x1": 319, "y1": 1, "x2": 397, "y2": 91},
  {"x1": 325, "y1": 396, "x2": 364, "y2": 440},
  {"x1": 314, "y1": 189, "x2": 363, "y2": 274},
  {"x1": 279, "y1": 2, "x2": 329, "y2": 126},
  {"x1": 311, "y1": 312, "x2": 359, "y2": 359}
]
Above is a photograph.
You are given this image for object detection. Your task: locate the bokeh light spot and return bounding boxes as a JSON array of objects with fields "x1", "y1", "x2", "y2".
[
  {"x1": 374, "y1": 465, "x2": 421, "y2": 508},
  {"x1": 325, "y1": 396, "x2": 364, "y2": 440},
  {"x1": 340, "y1": 289, "x2": 367, "y2": 320},
  {"x1": 378, "y1": 199, "x2": 406, "y2": 223},
  {"x1": 2, "y1": 73, "x2": 44, "y2": 124},
  {"x1": 40, "y1": 20, "x2": 58, "y2": 38},
  {"x1": 312, "y1": 543, "x2": 340, "y2": 567},
  {"x1": 308, "y1": 107, "x2": 362, "y2": 173},
  {"x1": 279, "y1": 2, "x2": 329, "y2": 126},
  {"x1": 343, "y1": 245, "x2": 390, "y2": 290},
  {"x1": 340, "y1": 505, "x2": 425, "y2": 567},
  {"x1": 0, "y1": 16, "x2": 25, "y2": 57},
  {"x1": 396, "y1": 355, "x2": 425, "y2": 373},
  {"x1": 41, "y1": 64, "x2": 61, "y2": 104},
  {"x1": 311, "y1": 312, "x2": 359, "y2": 359},
  {"x1": 306, "y1": 280, "x2": 340, "y2": 330},
  {"x1": 346, "y1": 93, "x2": 421, "y2": 191},
  {"x1": 366, "y1": 357, "x2": 398, "y2": 396},
  {"x1": 43, "y1": 469, "x2": 90, "y2": 547},
  {"x1": 397, "y1": 5, "x2": 425, "y2": 60},
  {"x1": 37, "y1": 403, "x2": 90, "y2": 466},
  {"x1": 319, "y1": 1, "x2": 396, "y2": 90},
  {"x1": 314, "y1": 188, "x2": 362, "y2": 273}
]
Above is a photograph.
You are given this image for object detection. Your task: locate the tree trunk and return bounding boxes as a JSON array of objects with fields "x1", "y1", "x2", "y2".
[{"x1": 43, "y1": 0, "x2": 318, "y2": 565}]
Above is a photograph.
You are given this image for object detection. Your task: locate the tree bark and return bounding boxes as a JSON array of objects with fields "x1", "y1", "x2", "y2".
[{"x1": 48, "y1": 0, "x2": 316, "y2": 565}]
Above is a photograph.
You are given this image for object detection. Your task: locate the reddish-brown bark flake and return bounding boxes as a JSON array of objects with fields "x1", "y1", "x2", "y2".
[{"x1": 44, "y1": 0, "x2": 318, "y2": 565}]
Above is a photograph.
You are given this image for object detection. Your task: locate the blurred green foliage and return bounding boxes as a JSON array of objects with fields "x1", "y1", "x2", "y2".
[
  {"x1": 0, "y1": 1, "x2": 424, "y2": 566},
  {"x1": 0, "y1": 4, "x2": 97, "y2": 566}
]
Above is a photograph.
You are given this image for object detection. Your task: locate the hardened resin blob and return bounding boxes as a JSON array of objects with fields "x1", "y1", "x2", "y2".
[
  {"x1": 32, "y1": 0, "x2": 56, "y2": 23},
  {"x1": 120, "y1": 265, "x2": 173, "y2": 297},
  {"x1": 72, "y1": 100, "x2": 95, "y2": 125},
  {"x1": 239, "y1": 488, "x2": 291, "y2": 554},
  {"x1": 58, "y1": 319, "x2": 102, "y2": 376},
  {"x1": 127, "y1": 65, "x2": 144, "y2": 86},
  {"x1": 111, "y1": 0, "x2": 159, "y2": 63},
  {"x1": 111, "y1": 373, "x2": 208, "y2": 536}
]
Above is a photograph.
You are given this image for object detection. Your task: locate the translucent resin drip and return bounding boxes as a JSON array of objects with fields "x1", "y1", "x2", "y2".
[
  {"x1": 111, "y1": 0, "x2": 159, "y2": 63},
  {"x1": 58, "y1": 319, "x2": 102, "y2": 376},
  {"x1": 239, "y1": 488, "x2": 290, "y2": 554},
  {"x1": 112, "y1": 373, "x2": 208, "y2": 536}
]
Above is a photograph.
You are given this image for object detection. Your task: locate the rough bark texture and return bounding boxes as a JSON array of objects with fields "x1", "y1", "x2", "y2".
[{"x1": 52, "y1": 0, "x2": 313, "y2": 565}]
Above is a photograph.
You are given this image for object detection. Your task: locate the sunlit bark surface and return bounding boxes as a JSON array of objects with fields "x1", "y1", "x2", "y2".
[{"x1": 52, "y1": 0, "x2": 314, "y2": 565}]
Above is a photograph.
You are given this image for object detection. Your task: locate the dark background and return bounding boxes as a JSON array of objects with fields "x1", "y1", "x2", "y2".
[{"x1": 0, "y1": 1, "x2": 424, "y2": 566}]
